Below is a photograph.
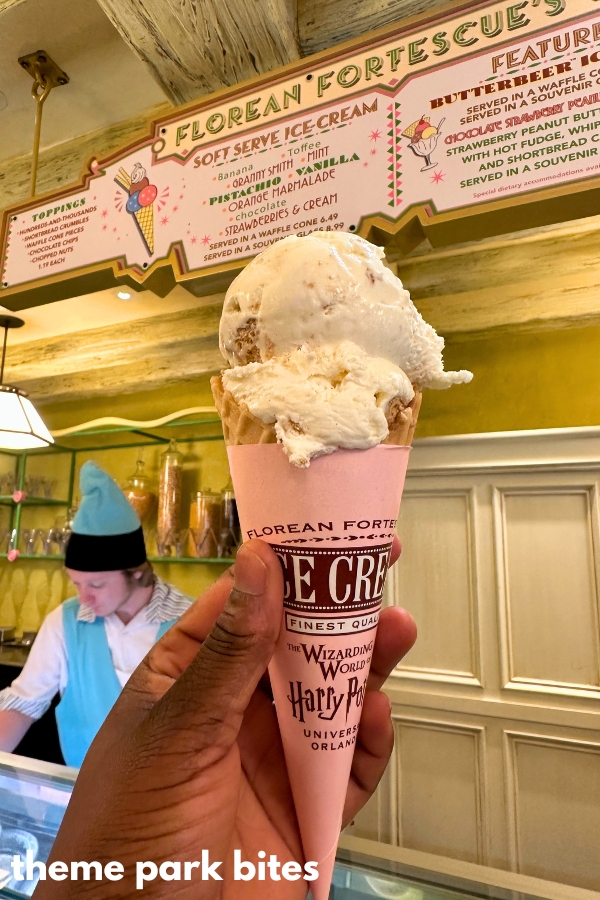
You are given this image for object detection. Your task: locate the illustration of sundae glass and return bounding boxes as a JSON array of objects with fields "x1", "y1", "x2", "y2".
[
  {"x1": 402, "y1": 116, "x2": 445, "y2": 171},
  {"x1": 114, "y1": 163, "x2": 157, "y2": 255}
]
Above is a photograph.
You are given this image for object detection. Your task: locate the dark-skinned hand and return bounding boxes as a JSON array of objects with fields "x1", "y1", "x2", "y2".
[{"x1": 36, "y1": 538, "x2": 416, "y2": 899}]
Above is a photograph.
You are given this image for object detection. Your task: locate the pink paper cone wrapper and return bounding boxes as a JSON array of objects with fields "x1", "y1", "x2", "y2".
[{"x1": 228, "y1": 443, "x2": 410, "y2": 900}]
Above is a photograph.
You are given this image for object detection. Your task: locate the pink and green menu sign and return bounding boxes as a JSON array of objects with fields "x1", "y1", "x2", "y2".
[{"x1": 3, "y1": 0, "x2": 600, "y2": 308}]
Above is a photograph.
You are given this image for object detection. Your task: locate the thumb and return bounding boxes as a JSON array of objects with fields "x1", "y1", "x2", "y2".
[{"x1": 138, "y1": 539, "x2": 284, "y2": 759}]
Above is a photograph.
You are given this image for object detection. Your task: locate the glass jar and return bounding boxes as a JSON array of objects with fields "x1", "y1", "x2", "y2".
[
  {"x1": 66, "y1": 503, "x2": 78, "y2": 530},
  {"x1": 219, "y1": 485, "x2": 241, "y2": 558},
  {"x1": 189, "y1": 490, "x2": 221, "y2": 558},
  {"x1": 157, "y1": 440, "x2": 183, "y2": 552},
  {"x1": 123, "y1": 457, "x2": 157, "y2": 525}
]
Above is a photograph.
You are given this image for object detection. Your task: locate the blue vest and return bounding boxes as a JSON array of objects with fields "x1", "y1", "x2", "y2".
[{"x1": 55, "y1": 599, "x2": 175, "y2": 768}]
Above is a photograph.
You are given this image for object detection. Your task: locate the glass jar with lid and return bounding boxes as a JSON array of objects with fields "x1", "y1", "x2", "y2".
[
  {"x1": 189, "y1": 490, "x2": 221, "y2": 558},
  {"x1": 157, "y1": 440, "x2": 183, "y2": 553},
  {"x1": 123, "y1": 457, "x2": 157, "y2": 526},
  {"x1": 219, "y1": 483, "x2": 241, "y2": 558}
]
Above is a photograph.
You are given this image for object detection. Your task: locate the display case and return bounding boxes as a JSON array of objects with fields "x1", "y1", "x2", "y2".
[
  {"x1": 334, "y1": 838, "x2": 583, "y2": 900},
  {"x1": 0, "y1": 771, "x2": 583, "y2": 900},
  {"x1": 0, "y1": 751, "x2": 76, "y2": 898}
]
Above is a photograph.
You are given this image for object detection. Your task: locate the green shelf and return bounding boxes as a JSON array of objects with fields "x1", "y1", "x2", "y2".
[
  {"x1": 0, "y1": 554, "x2": 64, "y2": 561},
  {"x1": 0, "y1": 412, "x2": 235, "y2": 579},
  {"x1": 149, "y1": 557, "x2": 233, "y2": 565},
  {"x1": 0, "y1": 496, "x2": 70, "y2": 507},
  {"x1": 0, "y1": 554, "x2": 232, "y2": 564}
]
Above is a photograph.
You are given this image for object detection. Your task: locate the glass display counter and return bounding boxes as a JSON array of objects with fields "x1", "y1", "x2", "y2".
[
  {"x1": 0, "y1": 752, "x2": 76, "y2": 898},
  {"x1": 333, "y1": 837, "x2": 586, "y2": 900},
  {"x1": 0, "y1": 758, "x2": 586, "y2": 900}
]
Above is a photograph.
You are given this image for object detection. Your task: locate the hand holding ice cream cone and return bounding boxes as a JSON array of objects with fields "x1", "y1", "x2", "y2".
[
  {"x1": 35, "y1": 538, "x2": 416, "y2": 900},
  {"x1": 213, "y1": 230, "x2": 472, "y2": 898}
]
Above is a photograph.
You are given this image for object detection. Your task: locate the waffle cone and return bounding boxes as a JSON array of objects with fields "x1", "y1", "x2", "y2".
[
  {"x1": 134, "y1": 203, "x2": 154, "y2": 254},
  {"x1": 211, "y1": 374, "x2": 421, "y2": 448},
  {"x1": 211, "y1": 375, "x2": 277, "y2": 445}
]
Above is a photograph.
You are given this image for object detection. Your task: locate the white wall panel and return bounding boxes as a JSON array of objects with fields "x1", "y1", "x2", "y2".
[
  {"x1": 505, "y1": 733, "x2": 600, "y2": 890},
  {"x1": 394, "y1": 718, "x2": 487, "y2": 865},
  {"x1": 355, "y1": 429, "x2": 600, "y2": 889},
  {"x1": 394, "y1": 491, "x2": 481, "y2": 685},
  {"x1": 496, "y1": 489, "x2": 600, "y2": 691}
]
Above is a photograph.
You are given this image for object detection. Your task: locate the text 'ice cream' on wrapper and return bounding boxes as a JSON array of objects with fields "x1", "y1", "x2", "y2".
[{"x1": 212, "y1": 231, "x2": 472, "y2": 900}]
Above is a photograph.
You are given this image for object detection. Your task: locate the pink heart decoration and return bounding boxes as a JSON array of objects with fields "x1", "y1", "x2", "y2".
[
  {"x1": 12, "y1": 491, "x2": 27, "y2": 503},
  {"x1": 7, "y1": 549, "x2": 19, "y2": 562}
]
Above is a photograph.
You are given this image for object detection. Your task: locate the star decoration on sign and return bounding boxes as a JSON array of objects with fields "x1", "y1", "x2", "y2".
[
  {"x1": 370, "y1": 149, "x2": 377, "y2": 156},
  {"x1": 201, "y1": 235, "x2": 211, "y2": 245},
  {"x1": 173, "y1": 205, "x2": 179, "y2": 212},
  {"x1": 369, "y1": 129, "x2": 382, "y2": 142},
  {"x1": 101, "y1": 209, "x2": 108, "y2": 218},
  {"x1": 160, "y1": 215, "x2": 169, "y2": 226},
  {"x1": 431, "y1": 170, "x2": 445, "y2": 184},
  {"x1": 190, "y1": 236, "x2": 198, "y2": 244}
]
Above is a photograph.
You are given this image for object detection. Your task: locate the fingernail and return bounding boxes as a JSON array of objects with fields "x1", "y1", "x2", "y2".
[{"x1": 234, "y1": 545, "x2": 267, "y2": 596}]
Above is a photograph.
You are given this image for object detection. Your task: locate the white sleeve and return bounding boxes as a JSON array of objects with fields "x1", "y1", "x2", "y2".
[{"x1": 0, "y1": 605, "x2": 67, "y2": 720}]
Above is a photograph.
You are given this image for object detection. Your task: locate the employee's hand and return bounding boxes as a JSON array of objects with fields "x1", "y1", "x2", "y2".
[{"x1": 38, "y1": 538, "x2": 416, "y2": 900}]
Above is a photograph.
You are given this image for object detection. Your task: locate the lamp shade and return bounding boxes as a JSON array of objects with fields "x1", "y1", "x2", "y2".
[{"x1": 0, "y1": 386, "x2": 54, "y2": 450}]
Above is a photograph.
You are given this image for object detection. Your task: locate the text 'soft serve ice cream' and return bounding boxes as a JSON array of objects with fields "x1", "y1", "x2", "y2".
[{"x1": 219, "y1": 230, "x2": 472, "y2": 466}]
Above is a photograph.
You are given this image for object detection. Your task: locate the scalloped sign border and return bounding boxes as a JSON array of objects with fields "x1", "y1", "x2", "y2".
[{"x1": 2, "y1": 0, "x2": 600, "y2": 309}]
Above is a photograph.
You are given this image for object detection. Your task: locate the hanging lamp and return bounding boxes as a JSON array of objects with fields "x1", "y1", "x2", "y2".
[{"x1": 0, "y1": 315, "x2": 53, "y2": 449}]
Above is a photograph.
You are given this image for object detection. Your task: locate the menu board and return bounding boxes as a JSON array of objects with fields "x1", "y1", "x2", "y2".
[{"x1": 3, "y1": 0, "x2": 600, "y2": 307}]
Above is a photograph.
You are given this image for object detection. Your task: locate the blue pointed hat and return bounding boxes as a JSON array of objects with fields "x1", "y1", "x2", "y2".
[{"x1": 65, "y1": 462, "x2": 146, "y2": 572}]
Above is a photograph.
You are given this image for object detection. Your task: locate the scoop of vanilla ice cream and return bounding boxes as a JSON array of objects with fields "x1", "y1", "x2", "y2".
[
  {"x1": 222, "y1": 341, "x2": 414, "y2": 467},
  {"x1": 220, "y1": 231, "x2": 472, "y2": 390}
]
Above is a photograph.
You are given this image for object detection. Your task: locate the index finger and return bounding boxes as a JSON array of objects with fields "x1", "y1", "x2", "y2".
[
  {"x1": 367, "y1": 605, "x2": 417, "y2": 691},
  {"x1": 389, "y1": 534, "x2": 402, "y2": 566}
]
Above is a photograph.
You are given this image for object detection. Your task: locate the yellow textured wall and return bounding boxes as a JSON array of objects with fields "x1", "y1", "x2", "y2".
[
  {"x1": 4, "y1": 322, "x2": 600, "y2": 634},
  {"x1": 417, "y1": 324, "x2": 600, "y2": 438}
]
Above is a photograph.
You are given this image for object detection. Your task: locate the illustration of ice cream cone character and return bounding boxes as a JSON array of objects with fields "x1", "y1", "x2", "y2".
[
  {"x1": 114, "y1": 163, "x2": 157, "y2": 255},
  {"x1": 402, "y1": 115, "x2": 445, "y2": 171},
  {"x1": 211, "y1": 231, "x2": 472, "y2": 899}
]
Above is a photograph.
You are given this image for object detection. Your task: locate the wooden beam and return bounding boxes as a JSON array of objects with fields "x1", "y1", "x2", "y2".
[
  {"x1": 95, "y1": 0, "x2": 300, "y2": 106},
  {"x1": 394, "y1": 215, "x2": 600, "y2": 335},
  {"x1": 0, "y1": 0, "x2": 26, "y2": 11},
  {"x1": 0, "y1": 103, "x2": 169, "y2": 213},
  {"x1": 4, "y1": 302, "x2": 223, "y2": 404},
  {"x1": 299, "y1": 0, "x2": 448, "y2": 56}
]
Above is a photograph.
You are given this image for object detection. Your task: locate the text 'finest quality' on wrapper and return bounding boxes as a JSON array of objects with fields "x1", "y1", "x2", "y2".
[{"x1": 211, "y1": 230, "x2": 473, "y2": 900}]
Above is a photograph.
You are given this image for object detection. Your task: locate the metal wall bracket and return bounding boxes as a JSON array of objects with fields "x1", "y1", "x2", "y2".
[{"x1": 18, "y1": 51, "x2": 69, "y2": 198}]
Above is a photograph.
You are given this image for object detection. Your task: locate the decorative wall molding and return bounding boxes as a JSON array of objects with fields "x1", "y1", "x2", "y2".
[
  {"x1": 409, "y1": 427, "x2": 600, "y2": 475},
  {"x1": 389, "y1": 487, "x2": 482, "y2": 688},
  {"x1": 503, "y1": 730, "x2": 600, "y2": 879},
  {"x1": 368, "y1": 425, "x2": 600, "y2": 885},
  {"x1": 492, "y1": 484, "x2": 600, "y2": 699},
  {"x1": 392, "y1": 715, "x2": 489, "y2": 866}
]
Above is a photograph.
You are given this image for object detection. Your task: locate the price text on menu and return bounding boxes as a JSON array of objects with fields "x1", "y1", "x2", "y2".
[{"x1": 2, "y1": 0, "x2": 600, "y2": 305}]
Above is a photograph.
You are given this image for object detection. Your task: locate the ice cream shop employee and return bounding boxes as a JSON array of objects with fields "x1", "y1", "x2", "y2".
[{"x1": 0, "y1": 462, "x2": 192, "y2": 767}]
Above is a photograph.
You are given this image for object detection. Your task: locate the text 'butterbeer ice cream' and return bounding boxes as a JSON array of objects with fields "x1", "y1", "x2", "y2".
[{"x1": 218, "y1": 231, "x2": 472, "y2": 465}]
